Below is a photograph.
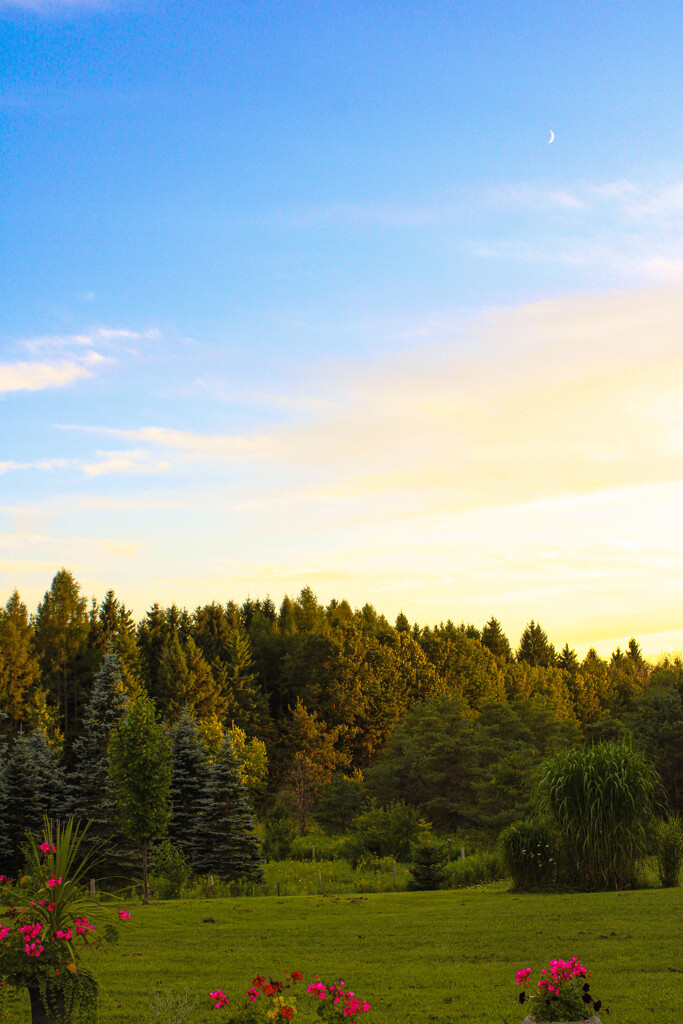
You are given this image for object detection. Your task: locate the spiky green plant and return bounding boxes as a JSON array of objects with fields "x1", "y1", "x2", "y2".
[
  {"x1": 654, "y1": 816, "x2": 683, "y2": 887},
  {"x1": 497, "y1": 821, "x2": 555, "y2": 890},
  {"x1": 537, "y1": 741, "x2": 659, "y2": 890}
]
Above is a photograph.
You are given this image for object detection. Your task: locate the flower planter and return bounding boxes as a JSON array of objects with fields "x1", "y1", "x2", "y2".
[{"x1": 27, "y1": 981, "x2": 70, "y2": 1024}]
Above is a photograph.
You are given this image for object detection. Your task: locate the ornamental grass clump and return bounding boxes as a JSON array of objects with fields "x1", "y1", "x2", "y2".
[
  {"x1": 515, "y1": 957, "x2": 607, "y2": 1022},
  {"x1": 498, "y1": 822, "x2": 555, "y2": 890},
  {"x1": 654, "y1": 815, "x2": 683, "y2": 887},
  {"x1": 537, "y1": 741, "x2": 659, "y2": 890}
]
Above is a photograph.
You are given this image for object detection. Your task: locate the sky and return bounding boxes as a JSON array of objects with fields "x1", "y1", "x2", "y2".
[{"x1": 1, "y1": 0, "x2": 682, "y2": 658}]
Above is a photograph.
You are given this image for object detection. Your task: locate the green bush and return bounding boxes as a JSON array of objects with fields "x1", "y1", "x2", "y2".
[
  {"x1": 261, "y1": 801, "x2": 297, "y2": 861},
  {"x1": 654, "y1": 816, "x2": 683, "y2": 887},
  {"x1": 538, "y1": 741, "x2": 659, "y2": 890},
  {"x1": 345, "y1": 801, "x2": 431, "y2": 865},
  {"x1": 150, "y1": 840, "x2": 191, "y2": 899},
  {"x1": 407, "y1": 838, "x2": 448, "y2": 891},
  {"x1": 289, "y1": 832, "x2": 350, "y2": 861},
  {"x1": 442, "y1": 848, "x2": 506, "y2": 888},
  {"x1": 497, "y1": 822, "x2": 555, "y2": 890}
]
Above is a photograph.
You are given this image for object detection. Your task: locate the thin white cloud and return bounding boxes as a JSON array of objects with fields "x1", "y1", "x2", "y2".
[
  {"x1": 81, "y1": 449, "x2": 171, "y2": 477},
  {"x1": 60, "y1": 425, "x2": 275, "y2": 462},
  {"x1": 0, "y1": 351, "x2": 104, "y2": 393}
]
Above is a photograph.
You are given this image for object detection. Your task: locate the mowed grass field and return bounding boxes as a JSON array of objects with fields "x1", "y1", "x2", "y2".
[{"x1": 4, "y1": 886, "x2": 681, "y2": 1024}]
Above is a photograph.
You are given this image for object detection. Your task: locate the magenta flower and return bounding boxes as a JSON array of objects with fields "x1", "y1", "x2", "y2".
[{"x1": 118, "y1": 909, "x2": 131, "y2": 920}]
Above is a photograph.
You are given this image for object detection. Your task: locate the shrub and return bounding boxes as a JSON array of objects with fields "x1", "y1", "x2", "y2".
[
  {"x1": 262, "y1": 801, "x2": 297, "y2": 861},
  {"x1": 538, "y1": 741, "x2": 659, "y2": 890},
  {"x1": 498, "y1": 822, "x2": 555, "y2": 890},
  {"x1": 654, "y1": 816, "x2": 683, "y2": 887},
  {"x1": 150, "y1": 840, "x2": 191, "y2": 899},
  {"x1": 345, "y1": 802, "x2": 431, "y2": 865},
  {"x1": 407, "y1": 838, "x2": 448, "y2": 890},
  {"x1": 289, "y1": 832, "x2": 349, "y2": 861},
  {"x1": 442, "y1": 848, "x2": 506, "y2": 888}
]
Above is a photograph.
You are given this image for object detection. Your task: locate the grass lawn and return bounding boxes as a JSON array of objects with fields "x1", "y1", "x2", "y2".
[{"x1": 3, "y1": 885, "x2": 681, "y2": 1024}]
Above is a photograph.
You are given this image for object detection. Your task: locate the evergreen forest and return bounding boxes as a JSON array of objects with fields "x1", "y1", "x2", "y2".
[{"x1": 1, "y1": 568, "x2": 681, "y2": 884}]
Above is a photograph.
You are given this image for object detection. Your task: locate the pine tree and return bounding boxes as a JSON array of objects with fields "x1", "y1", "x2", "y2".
[
  {"x1": 517, "y1": 620, "x2": 556, "y2": 667},
  {"x1": 217, "y1": 628, "x2": 270, "y2": 737},
  {"x1": 480, "y1": 617, "x2": 513, "y2": 663},
  {"x1": 69, "y1": 643, "x2": 131, "y2": 876},
  {"x1": 193, "y1": 735, "x2": 263, "y2": 883},
  {"x1": 33, "y1": 569, "x2": 91, "y2": 740},
  {"x1": 0, "y1": 590, "x2": 42, "y2": 734},
  {"x1": 0, "y1": 730, "x2": 65, "y2": 876},
  {"x1": 167, "y1": 712, "x2": 210, "y2": 867}
]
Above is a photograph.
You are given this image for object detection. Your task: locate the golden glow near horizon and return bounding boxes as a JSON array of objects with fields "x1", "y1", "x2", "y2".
[{"x1": 2, "y1": 283, "x2": 682, "y2": 659}]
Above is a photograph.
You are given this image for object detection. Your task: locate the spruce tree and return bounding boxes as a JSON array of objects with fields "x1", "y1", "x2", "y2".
[
  {"x1": 168, "y1": 712, "x2": 210, "y2": 867},
  {"x1": 193, "y1": 734, "x2": 263, "y2": 883},
  {"x1": 69, "y1": 643, "x2": 131, "y2": 876},
  {"x1": 480, "y1": 617, "x2": 513, "y2": 663},
  {"x1": 1, "y1": 733, "x2": 47, "y2": 876}
]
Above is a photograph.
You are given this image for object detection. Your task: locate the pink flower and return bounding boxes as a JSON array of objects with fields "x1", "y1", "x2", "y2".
[
  {"x1": 56, "y1": 928, "x2": 73, "y2": 941},
  {"x1": 40, "y1": 841, "x2": 56, "y2": 855},
  {"x1": 74, "y1": 917, "x2": 94, "y2": 935},
  {"x1": 209, "y1": 990, "x2": 229, "y2": 1009},
  {"x1": 0, "y1": 926, "x2": 10, "y2": 940},
  {"x1": 46, "y1": 875, "x2": 62, "y2": 888},
  {"x1": 118, "y1": 909, "x2": 131, "y2": 920},
  {"x1": 247, "y1": 988, "x2": 259, "y2": 1002}
]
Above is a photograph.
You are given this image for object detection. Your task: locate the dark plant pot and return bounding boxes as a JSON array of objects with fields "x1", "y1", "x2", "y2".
[{"x1": 27, "y1": 981, "x2": 69, "y2": 1024}]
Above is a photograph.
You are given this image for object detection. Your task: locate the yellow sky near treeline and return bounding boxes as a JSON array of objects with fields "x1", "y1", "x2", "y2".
[{"x1": 2, "y1": 283, "x2": 682, "y2": 659}]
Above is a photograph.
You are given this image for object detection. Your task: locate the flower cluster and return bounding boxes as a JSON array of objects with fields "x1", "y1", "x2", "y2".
[
  {"x1": 19, "y1": 922, "x2": 44, "y2": 958},
  {"x1": 208, "y1": 971, "x2": 369, "y2": 1024},
  {"x1": 515, "y1": 958, "x2": 607, "y2": 1022},
  {"x1": 306, "y1": 980, "x2": 371, "y2": 1022}
]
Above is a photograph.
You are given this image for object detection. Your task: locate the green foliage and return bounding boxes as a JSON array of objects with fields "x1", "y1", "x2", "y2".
[
  {"x1": 654, "y1": 816, "x2": 683, "y2": 887},
  {"x1": 407, "y1": 837, "x2": 448, "y2": 890},
  {"x1": 441, "y1": 848, "x2": 505, "y2": 888},
  {"x1": 345, "y1": 801, "x2": 430, "y2": 864},
  {"x1": 69, "y1": 642, "x2": 132, "y2": 877},
  {"x1": 516, "y1": 620, "x2": 556, "y2": 668},
  {"x1": 167, "y1": 712, "x2": 209, "y2": 867},
  {"x1": 538, "y1": 740, "x2": 660, "y2": 890},
  {"x1": 192, "y1": 734, "x2": 264, "y2": 883},
  {"x1": 314, "y1": 772, "x2": 367, "y2": 834},
  {"x1": 108, "y1": 690, "x2": 172, "y2": 897},
  {"x1": 151, "y1": 839, "x2": 192, "y2": 899},
  {"x1": 497, "y1": 821, "x2": 556, "y2": 890},
  {"x1": 262, "y1": 800, "x2": 298, "y2": 861}
]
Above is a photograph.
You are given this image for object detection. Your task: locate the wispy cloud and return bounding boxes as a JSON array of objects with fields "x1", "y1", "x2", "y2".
[
  {"x1": 22, "y1": 326, "x2": 159, "y2": 354},
  {"x1": 60, "y1": 425, "x2": 275, "y2": 463},
  {"x1": 0, "y1": 351, "x2": 104, "y2": 394}
]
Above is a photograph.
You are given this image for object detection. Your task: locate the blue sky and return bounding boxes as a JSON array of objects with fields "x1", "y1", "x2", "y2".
[{"x1": 1, "y1": 0, "x2": 682, "y2": 655}]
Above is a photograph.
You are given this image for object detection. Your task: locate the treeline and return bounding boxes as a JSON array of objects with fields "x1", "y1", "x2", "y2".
[{"x1": 1, "y1": 568, "x2": 682, "y2": 856}]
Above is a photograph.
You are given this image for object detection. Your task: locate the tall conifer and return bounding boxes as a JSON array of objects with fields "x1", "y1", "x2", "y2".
[{"x1": 193, "y1": 734, "x2": 263, "y2": 882}]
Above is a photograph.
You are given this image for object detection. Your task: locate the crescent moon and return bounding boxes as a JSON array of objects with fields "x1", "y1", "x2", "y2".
[{"x1": 548, "y1": 130, "x2": 555, "y2": 144}]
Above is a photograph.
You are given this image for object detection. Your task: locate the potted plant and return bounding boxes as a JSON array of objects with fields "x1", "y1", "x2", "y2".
[
  {"x1": 0, "y1": 817, "x2": 122, "y2": 1024},
  {"x1": 515, "y1": 957, "x2": 607, "y2": 1023}
]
